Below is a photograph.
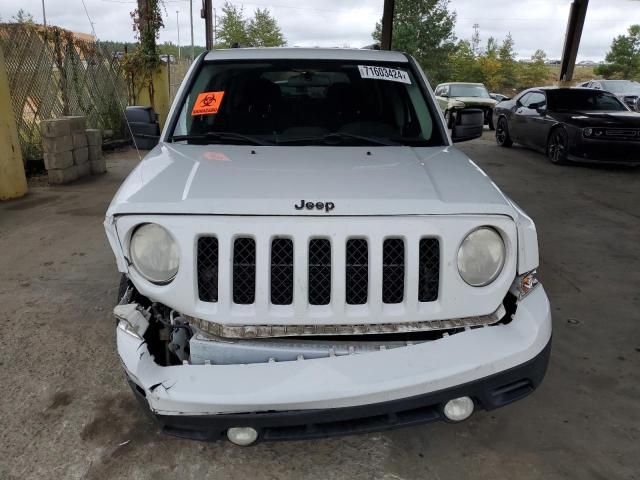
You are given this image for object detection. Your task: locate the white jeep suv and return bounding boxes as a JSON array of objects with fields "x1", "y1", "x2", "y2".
[{"x1": 105, "y1": 48, "x2": 551, "y2": 445}]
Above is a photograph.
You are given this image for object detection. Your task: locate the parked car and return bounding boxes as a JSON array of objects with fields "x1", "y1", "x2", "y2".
[
  {"x1": 580, "y1": 79, "x2": 640, "y2": 112},
  {"x1": 434, "y1": 82, "x2": 498, "y2": 129},
  {"x1": 494, "y1": 87, "x2": 640, "y2": 165},
  {"x1": 105, "y1": 48, "x2": 551, "y2": 445},
  {"x1": 490, "y1": 93, "x2": 511, "y2": 102}
]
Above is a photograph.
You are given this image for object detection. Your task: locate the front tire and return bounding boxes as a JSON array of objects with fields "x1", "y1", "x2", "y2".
[
  {"x1": 495, "y1": 117, "x2": 513, "y2": 147},
  {"x1": 547, "y1": 128, "x2": 569, "y2": 165}
]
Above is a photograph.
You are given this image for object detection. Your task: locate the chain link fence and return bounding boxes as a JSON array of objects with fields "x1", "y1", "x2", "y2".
[{"x1": 0, "y1": 24, "x2": 129, "y2": 162}]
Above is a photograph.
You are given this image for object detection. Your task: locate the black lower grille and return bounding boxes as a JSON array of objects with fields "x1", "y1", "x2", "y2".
[
  {"x1": 382, "y1": 238, "x2": 405, "y2": 304},
  {"x1": 308, "y1": 239, "x2": 331, "y2": 305},
  {"x1": 346, "y1": 239, "x2": 368, "y2": 305},
  {"x1": 233, "y1": 237, "x2": 256, "y2": 305},
  {"x1": 271, "y1": 238, "x2": 294, "y2": 305},
  {"x1": 418, "y1": 238, "x2": 439, "y2": 302},
  {"x1": 197, "y1": 237, "x2": 218, "y2": 302}
]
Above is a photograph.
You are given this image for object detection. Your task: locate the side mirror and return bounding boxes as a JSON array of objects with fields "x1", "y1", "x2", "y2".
[
  {"x1": 451, "y1": 109, "x2": 484, "y2": 143},
  {"x1": 529, "y1": 102, "x2": 547, "y2": 114}
]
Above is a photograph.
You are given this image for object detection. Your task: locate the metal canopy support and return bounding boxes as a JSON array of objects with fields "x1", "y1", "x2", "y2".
[
  {"x1": 202, "y1": 0, "x2": 213, "y2": 50},
  {"x1": 559, "y1": 0, "x2": 589, "y2": 82},
  {"x1": 380, "y1": 0, "x2": 395, "y2": 50}
]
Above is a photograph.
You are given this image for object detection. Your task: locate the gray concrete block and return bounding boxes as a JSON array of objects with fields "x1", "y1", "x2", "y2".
[
  {"x1": 73, "y1": 146, "x2": 89, "y2": 165},
  {"x1": 42, "y1": 135, "x2": 73, "y2": 153},
  {"x1": 88, "y1": 144, "x2": 103, "y2": 162},
  {"x1": 48, "y1": 165, "x2": 78, "y2": 184},
  {"x1": 65, "y1": 116, "x2": 86, "y2": 132},
  {"x1": 90, "y1": 158, "x2": 107, "y2": 174},
  {"x1": 72, "y1": 132, "x2": 88, "y2": 149},
  {"x1": 76, "y1": 161, "x2": 91, "y2": 178},
  {"x1": 43, "y1": 151, "x2": 74, "y2": 170},
  {"x1": 41, "y1": 118, "x2": 71, "y2": 138},
  {"x1": 85, "y1": 129, "x2": 102, "y2": 146}
]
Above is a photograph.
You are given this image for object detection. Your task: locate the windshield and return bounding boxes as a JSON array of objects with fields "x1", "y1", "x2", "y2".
[
  {"x1": 548, "y1": 90, "x2": 627, "y2": 111},
  {"x1": 600, "y1": 80, "x2": 640, "y2": 95},
  {"x1": 449, "y1": 84, "x2": 490, "y2": 98},
  {"x1": 170, "y1": 60, "x2": 443, "y2": 146}
]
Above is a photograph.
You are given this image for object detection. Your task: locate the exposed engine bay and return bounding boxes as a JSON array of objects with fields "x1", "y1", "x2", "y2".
[{"x1": 116, "y1": 279, "x2": 518, "y2": 368}]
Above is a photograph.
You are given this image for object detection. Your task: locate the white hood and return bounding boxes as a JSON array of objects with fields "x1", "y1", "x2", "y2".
[{"x1": 107, "y1": 143, "x2": 516, "y2": 217}]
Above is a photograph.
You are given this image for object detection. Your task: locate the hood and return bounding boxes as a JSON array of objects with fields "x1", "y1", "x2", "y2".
[
  {"x1": 554, "y1": 110, "x2": 640, "y2": 128},
  {"x1": 450, "y1": 97, "x2": 497, "y2": 107},
  {"x1": 107, "y1": 143, "x2": 516, "y2": 217}
]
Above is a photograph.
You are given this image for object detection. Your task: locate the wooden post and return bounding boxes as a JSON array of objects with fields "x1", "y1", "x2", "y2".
[{"x1": 380, "y1": 0, "x2": 395, "y2": 50}]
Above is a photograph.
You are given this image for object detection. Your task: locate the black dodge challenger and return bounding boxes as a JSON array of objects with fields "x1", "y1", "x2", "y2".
[{"x1": 493, "y1": 87, "x2": 640, "y2": 166}]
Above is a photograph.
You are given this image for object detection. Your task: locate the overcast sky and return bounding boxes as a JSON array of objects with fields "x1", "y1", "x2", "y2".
[{"x1": 1, "y1": 0, "x2": 639, "y2": 61}]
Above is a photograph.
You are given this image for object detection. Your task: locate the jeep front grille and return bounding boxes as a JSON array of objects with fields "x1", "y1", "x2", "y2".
[
  {"x1": 232, "y1": 237, "x2": 256, "y2": 305},
  {"x1": 198, "y1": 236, "x2": 439, "y2": 307},
  {"x1": 271, "y1": 238, "x2": 294, "y2": 305}
]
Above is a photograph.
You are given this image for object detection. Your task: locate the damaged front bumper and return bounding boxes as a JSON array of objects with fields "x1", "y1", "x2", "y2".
[{"x1": 117, "y1": 286, "x2": 551, "y2": 442}]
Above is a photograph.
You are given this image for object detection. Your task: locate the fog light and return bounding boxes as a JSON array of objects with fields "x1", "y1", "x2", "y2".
[
  {"x1": 583, "y1": 127, "x2": 593, "y2": 137},
  {"x1": 227, "y1": 427, "x2": 258, "y2": 446},
  {"x1": 443, "y1": 396, "x2": 474, "y2": 422}
]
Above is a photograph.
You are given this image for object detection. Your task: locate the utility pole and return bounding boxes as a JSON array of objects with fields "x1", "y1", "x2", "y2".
[
  {"x1": 42, "y1": 0, "x2": 47, "y2": 26},
  {"x1": 190, "y1": 0, "x2": 195, "y2": 60},
  {"x1": 176, "y1": 10, "x2": 181, "y2": 61},
  {"x1": 380, "y1": 0, "x2": 395, "y2": 50},
  {"x1": 202, "y1": 0, "x2": 213, "y2": 50}
]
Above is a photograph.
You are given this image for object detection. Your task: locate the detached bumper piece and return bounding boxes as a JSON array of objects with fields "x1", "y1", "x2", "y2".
[{"x1": 129, "y1": 338, "x2": 551, "y2": 443}]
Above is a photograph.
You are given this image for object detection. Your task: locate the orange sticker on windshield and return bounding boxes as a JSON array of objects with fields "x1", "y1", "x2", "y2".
[{"x1": 191, "y1": 91, "x2": 225, "y2": 115}]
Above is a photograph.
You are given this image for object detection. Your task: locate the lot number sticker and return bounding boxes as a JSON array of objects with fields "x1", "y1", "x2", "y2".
[
  {"x1": 192, "y1": 91, "x2": 225, "y2": 115},
  {"x1": 358, "y1": 65, "x2": 411, "y2": 84}
]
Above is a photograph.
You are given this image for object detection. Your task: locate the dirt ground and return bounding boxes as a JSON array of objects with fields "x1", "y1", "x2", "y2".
[{"x1": 1, "y1": 133, "x2": 638, "y2": 479}]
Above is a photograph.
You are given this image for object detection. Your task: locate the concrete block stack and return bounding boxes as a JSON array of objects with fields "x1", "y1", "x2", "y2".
[
  {"x1": 86, "y1": 129, "x2": 106, "y2": 174},
  {"x1": 41, "y1": 118, "x2": 77, "y2": 185},
  {"x1": 68, "y1": 116, "x2": 91, "y2": 178},
  {"x1": 41, "y1": 116, "x2": 106, "y2": 184}
]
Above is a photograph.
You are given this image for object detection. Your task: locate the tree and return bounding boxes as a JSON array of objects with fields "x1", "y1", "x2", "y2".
[
  {"x1": 12, "y1": 9, "x2": 35, "y2": 24},
  {"x1": 595, "y1": 24, "x2": 640, "y2": 80},
  {"x1": 121, "y1": 0, "x2": 165, "y2": 107},
  {"x1": 498, "y1": 33, "x2": 518, "y2": 90},
  {"x1": 372, "y1": 0, "x2": 457, "y2": 85},
  {"x1": 520, "y1": 49, "x2": 550, "y2": 88},
  {"x1": 450, "y1": 40, "x2": 481, "y2": 82},
  {"x1": 217, "y1": 2, "x2": 249, "y2": 48},
  {"x1": 247, "y1": 8, "x2": 285, "y2": 47}
]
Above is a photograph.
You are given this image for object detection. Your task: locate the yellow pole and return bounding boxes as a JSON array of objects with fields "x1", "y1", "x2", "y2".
[{"x1": 0, "y1": 47, "x2": 27, "y2": 200}]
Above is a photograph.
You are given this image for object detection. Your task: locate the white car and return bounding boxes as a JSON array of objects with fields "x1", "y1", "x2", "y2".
[{"x1": 105, "y1": 48, "x2": 551, "y2": 445}]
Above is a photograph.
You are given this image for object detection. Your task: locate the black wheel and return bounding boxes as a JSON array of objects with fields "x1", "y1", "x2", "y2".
[
  {"x1": 445, "y1": 110, "x2": 455, "y2": 129},
  {"x1": 547, "y1": 128, "x2": 569, "y2": 165},
  {"x1": 495, "y1": 117, "x2": 513, "y2": 147},
  {"x1": 487, "y1": 110, "x2": 495, "y2": 130}
]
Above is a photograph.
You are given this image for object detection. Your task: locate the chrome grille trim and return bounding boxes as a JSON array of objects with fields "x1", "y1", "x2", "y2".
[{"x1": 185, "y1": 304, "x2": 506, "y2": 339}]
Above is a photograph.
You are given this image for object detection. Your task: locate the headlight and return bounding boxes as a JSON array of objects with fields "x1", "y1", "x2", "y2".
[
  {"x1": 129, "y1": 223, "x2": 180, "y2": 284},
  {"x1": 582, "y1": 127, "x2": 593, "y2": 137},
  {"x1": 457, "y1": 227, "x2": 505, "y2": 287},
  {"x1": 452, "y1": 100, "x2": 466, "y2": 109}
]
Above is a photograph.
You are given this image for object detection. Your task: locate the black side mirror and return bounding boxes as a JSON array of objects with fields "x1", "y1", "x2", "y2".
[
  {"x1": 451, "y1": 109, "x2": 484, "y2": 143},
  {"x1": 529, "y1": 102, "x2": 547, "y2": 114}
]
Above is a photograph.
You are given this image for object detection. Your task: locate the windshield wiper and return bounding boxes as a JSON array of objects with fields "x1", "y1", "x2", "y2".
[
  {"x1": 277, "y1": 132, "x2": 400, "y2": 146},
  {"x1": 170, "y1": 131, "x2": 270, "y2": 146}
]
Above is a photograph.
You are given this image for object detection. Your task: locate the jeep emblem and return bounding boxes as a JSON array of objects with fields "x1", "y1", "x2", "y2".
[{"x1": 294, "y1": 199, "x2": 335, "y2": 213}]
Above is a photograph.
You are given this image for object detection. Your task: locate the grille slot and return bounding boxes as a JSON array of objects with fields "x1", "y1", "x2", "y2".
[
  {"x1": 308, "y1": 239, "x2": 331, "y2": 305},
  {"x1": 346, "y1": 239, "x2": 368, "y2": 305},
  {"x1": 418, "y1": 238, "x2": 440, "y2": 302},
  {"x1": 271, "y1": 238, "x2": 294, "y2": 305},
  {"x1": 197, "y1": 237, "x2": 219, "y2": 302},
  {"x1": 382, "y1": 238, "x2": 405, "y2": 304},
  {"x1": 233, "y1": 237, "x2": 256, "y2": 305}
]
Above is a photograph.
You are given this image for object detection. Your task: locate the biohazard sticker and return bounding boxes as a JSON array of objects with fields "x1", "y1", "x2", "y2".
[
  {"x1": 358, "y1": 65, "x2": 411, "y2": 84},
  {"x1": 191, "y1": 91, "x2": 225, "y2": 115}
]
